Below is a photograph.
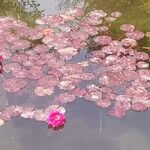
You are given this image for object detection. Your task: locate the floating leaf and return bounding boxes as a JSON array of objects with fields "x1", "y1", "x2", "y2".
[
  {"x1": 120, "y1": 24, "x2": 135, "y2": 32},
  {"x1": 125, "y1": 31, "x2": 144, "y2": 40},
  {"x1": 2, "y1": 78, "x2": 27, "y2": 92},
  {"x1": 0, "y1": 119, "x2": 4, "y2": 126},
  {"x1": 132, "y1": 102, "x2": 147, "y2": 112}
]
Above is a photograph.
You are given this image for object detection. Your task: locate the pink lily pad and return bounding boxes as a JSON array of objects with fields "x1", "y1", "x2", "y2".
[
  {"x1": 38, "y1": 75, "x2": 59, "y2": 88},
  {"x1": 135, "y1": 52, "x2": 149, "y2": 61},
  {"x1": 94, "y1": 36, "x2": 112, "y2": 45},
  {"x1": 34, "y1": 45, "x2": 49, "y2": 53},
  {"x1": 58, "y1": 80, "x2": 75, "y2": 90},
  {"x1": 105, "y1": 16, "x2": 116, "y2": 22},
  {"x1": 45, "y1": 105, "x2": 59, "y2": 113},
  {"x1": 108, "y1": 106, "x2": 126, "y2": 118},
  {"x1": 114, "y1": 101, "x2": 131, "y2": 110},
  {"x1": 120, "y1": 24, "x2": 135, "y2": 32},
  {"x1": 23, "y1": 60, "x2": 34, "y2": 67},
  {"x1": 58, "y1": 47, "x2": 78, "y2": 60},
  {"x1": 33, "y1": 109, "x2": 47, "y2": 121},
  {"x1": 11, "y1": 54, "x2": 27, "y2": 63},
  {"x1": 10, "y1": 40, "x2": 30, "y2": 51},
  {"x1": 125, "y1": 31, "x2": 144, "y2": 40},
  {"x1": 71, "y1": 87, "x2": 86, "y2": 97},
  {"x1": 104, "y1": 93, "x2": 117, "y2": 101},
  {"x1": 82, "y1": 25, "x2": 98, "y2": 35},
  {"x1": 84, "y1": 91, "x2": 102, "y2": 102},
  {"x1": 0, "y1": 112, "x2": 11, "y2": 121},
  {"x1": 26, "y1": 67, "x2": 44, "y2": 80},
  {"x1": 59, "y1": 64, "x2": 83, "y2": 74},
  {"x1": 96, "y1": 99, "x2": 111, "y2": 108},
  {"x1": 21, "y1": 107, "x2": 34, "y2": 119},
  {"x1": 89, "y1": 10, "x2": 107, "y2": 19},
  {"x1": 125, "y1": 86, "x2": 148, "y2": 101},
  {"x1": 3, "y1": 63, "x2": 22, "y2": 73},
  {"x1": 14, "y1": 106, "x2": 23, "y2": 115},
  {"x1": 111, "y1": 11, "x2": 122, "y2": 18},
  {"x1": 138, "y1": 69, "x2": 150, "y2": 81},
  {"x1": 118, "y1": 70, "x2": 139, "y2": 81},
  {"x1": 137, "y1": 61, "x2": 149, "y2": 69},
  {"x1": 28, "y1": 53, "x2": 40, "y2": 61},
  {"x1": 36, "y1": 58, "x2": 48, "y2": 66},
  {"x1": 34, "y1": 86, "x2": 54, "y2": 96},
  {"x1": 48, "y1": 69, "x2": 63, "y2": 78},
  {"x1": 121, "y1": 38, "x2": 137, "y2": 47},
  {"x1": 56, "y1": 106, "x2": 66, "y2": 114},
  {"x1": 47, "y1": 58, "x2": 65, "y2": 68},
  {"x1": 12, "y1": 68, "x2": 27, "y2": 78},
  {"x1": 98, "y1": 26, "x2": 109, "y2": 32},
  {"x1": 2, "y1": 78, "x2": 27, "y2": 92},
  {"x1": 80, "y1": 73, "x2": 95, "y2": 80},
  {"x1": 56, "y1": 93, "x2": 76, "y2": 103},
  {"x1": 132, "y1": 102, "x2": 147, "y2": 112}
]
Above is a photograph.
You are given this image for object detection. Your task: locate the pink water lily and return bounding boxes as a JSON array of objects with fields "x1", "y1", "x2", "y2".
[
  {"x1": 47, "y1": 106, "x2": 66, "y2": 128},
  {"x1": 46, "y1": 105, "x2": 66, "y2": 129},
  {"x1": 47, "y1": 111, "x2": 66, "y2": 128}
]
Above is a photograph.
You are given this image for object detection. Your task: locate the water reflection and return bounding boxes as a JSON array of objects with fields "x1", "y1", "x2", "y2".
[
  {"x1": 1, "y1": 102, "x2": 150, "y2": 150},
  {"x1": 54, "y1": 0, "x2": 150, "y2": 47},
  {"x1": 0, "y1": 0, "x2": 42, "y2": 26}
]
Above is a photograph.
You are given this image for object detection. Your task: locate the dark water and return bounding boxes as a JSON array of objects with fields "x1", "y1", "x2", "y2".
[{"x1": 0, "y1": 0, "x2": 150, "y2": 150}]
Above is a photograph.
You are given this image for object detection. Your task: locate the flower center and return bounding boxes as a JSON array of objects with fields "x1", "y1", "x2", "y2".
[{"x1": 53, "y1": 114, "x2": 61, "y2": 120}]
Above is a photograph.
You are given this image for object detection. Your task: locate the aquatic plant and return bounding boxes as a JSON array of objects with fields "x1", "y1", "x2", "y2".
[
  {"x1": 0, "y1": 8, "x2": 149, "y2": 129},
  {"x1": 47, "y1": 110, "x2": 66, "y2": 129}
]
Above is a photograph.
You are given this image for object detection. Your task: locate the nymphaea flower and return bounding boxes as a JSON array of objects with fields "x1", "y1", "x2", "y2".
[{"x1": 47, "y1": 105, "x2": 66, "y2": 129}]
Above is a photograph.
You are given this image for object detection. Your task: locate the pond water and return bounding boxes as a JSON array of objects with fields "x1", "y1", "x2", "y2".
[{"x1": 0, "y1": 1, "x2": 150, "y2": 150}]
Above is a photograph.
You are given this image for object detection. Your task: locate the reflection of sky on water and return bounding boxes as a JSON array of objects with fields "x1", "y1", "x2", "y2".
[
  {"x1": 1, "y1": 100, "x2": 150, "y2": 150},
  {"x1": 38, "y1": 0, "x2": 84, "y2": 14},
  {"x1": 38, "y1": 0, "x2": 60, "y2": 14}
]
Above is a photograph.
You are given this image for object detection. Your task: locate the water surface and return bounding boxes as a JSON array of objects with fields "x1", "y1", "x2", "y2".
[{"x1": 0, "y1": 1, "x2": 150, "y2": 150}]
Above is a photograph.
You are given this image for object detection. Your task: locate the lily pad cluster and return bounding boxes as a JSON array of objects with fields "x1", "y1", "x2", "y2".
[
  {"x1": 0, "y1": 8, "x2": 149, "y2": 127},
  {"x1": 0, "y1": 104, "x2": 66, "y2": 129}
]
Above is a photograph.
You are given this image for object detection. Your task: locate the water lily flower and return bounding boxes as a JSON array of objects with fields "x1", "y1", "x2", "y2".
[
  {"x1": 47, "y1": 105, "x2": 66, "y2": 128},
  {"x1": 47, "y1": 111, "x2": 66, "y2": 128}
]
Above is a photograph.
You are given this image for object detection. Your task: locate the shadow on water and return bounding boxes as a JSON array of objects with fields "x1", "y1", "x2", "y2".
[{"x1": 0, "y1": 0, "x2": 150, "y2": 150}]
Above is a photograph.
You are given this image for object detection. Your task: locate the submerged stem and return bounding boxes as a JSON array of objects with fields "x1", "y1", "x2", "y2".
[
  {"x1": 143, "y1": 47, "x2": 150, "y2": 50},
  {"x1": 99, "y1": 110, "x2": 103, "y2": 134},
  {"x1": 117, "y1": 34, "x2": 124, "y2": 40}
]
